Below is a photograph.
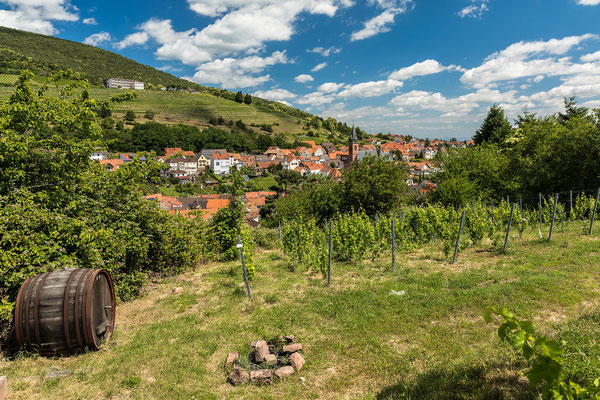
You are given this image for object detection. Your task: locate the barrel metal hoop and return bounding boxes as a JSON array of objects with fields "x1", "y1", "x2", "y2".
[
  {"x1": 62, "y1": 269, "x2": 79, "y2": 353},
  {"x1": 103, "y1": 270, "x2": 116, "y2": 336},
  {"x1": 33, "y1": 272, "x2": 52, "y2": 351},
  {"x1": 83, "y1": 269, "x2": 101, "y2": 350},
  {"x1": 23, "y1": 274, "x2": 37, "y2": 350},
  {"x1": 74, "y1": 269, "x2": 92, "y2": 350},
  {"x1": 14, "y1": 276, "x2": 33, "y2": 348}
]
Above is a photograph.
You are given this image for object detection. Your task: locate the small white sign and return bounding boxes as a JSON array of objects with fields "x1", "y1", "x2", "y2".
[{"x1": 236, "y1": 244, "x2": 243, "y2": 248}]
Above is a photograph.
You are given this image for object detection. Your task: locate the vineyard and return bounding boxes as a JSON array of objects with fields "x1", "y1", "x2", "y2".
[
  {"x1": 4, "y1": 210, "x2": 600, "y2": 399},
  {"x1": 279, "y1": 191, "x2": 600, "y2": 277}
]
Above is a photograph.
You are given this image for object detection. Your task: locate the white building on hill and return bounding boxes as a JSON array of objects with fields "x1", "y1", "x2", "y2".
[{"x1": 104, "y1": 78, "x2": 144, "y2": 90}]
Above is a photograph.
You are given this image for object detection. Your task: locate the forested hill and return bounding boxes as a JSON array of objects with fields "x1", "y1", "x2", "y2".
[
  {"x1": 0, "y1": 26, "x2": 200, "y2": 89},
  {"x1": 0, "y1": 27, "x2": 370, "y2": 142}
]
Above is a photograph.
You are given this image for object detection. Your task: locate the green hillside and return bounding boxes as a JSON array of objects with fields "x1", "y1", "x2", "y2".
[
  {"x1": 0, "y1": 26, "x2": 197, "y2": 89},
  {"x1": 0, "y1": 27, "x2": 364, "y2": 141}
]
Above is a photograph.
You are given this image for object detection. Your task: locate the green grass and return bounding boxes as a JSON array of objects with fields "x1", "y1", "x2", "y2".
[
  {"x1": 2, "y1": 223, "x2": 600, "y2": 399},
  {"x1": 0, "y1": 85, "x2": 318, "y2": 138},
  {"x1": 0, "y1": 73, "x2": 18, "y2": 85},
  {"x1": 247, "y1": 176, "x2": 278, "y2": 191}
]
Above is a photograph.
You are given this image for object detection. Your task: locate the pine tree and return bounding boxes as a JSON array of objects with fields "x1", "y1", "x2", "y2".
[
  {"x1": 235, "y1": 91, "x2": 244, "y2": 103},
  {"x1": 244, "y1": 93, "x2": 252, "y2": 104},
  {"x1": 473, "y1": 105, "x2": 512, "y2": 146}
]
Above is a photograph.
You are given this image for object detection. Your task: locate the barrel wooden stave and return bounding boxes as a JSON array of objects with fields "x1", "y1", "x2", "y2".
[{"x1": 15, "y1": 268, "x2": 115, "y2": 356}]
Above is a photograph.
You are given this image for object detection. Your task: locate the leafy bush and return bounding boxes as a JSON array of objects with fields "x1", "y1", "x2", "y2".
[
  {"x1": 252, "y1": 227, "x2": 279, "y2": 250},
  {"x1": 0, "y1": 72, "x2": 214, "y2": 338}
]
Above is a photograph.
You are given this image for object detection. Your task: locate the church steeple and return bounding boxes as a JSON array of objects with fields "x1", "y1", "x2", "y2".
[{"x1": 349, "y1": 123, "x2": 359, "y2": 163}]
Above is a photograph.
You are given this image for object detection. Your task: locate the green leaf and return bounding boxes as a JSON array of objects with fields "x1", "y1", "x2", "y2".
[
  {"x1": 523, "y1": 343, "x2": 534, "y2": 360},
  {"x1": 483, "y1": 308, "x2": 493, "y2": 323},
  {"x1": 519, "y1": 320, "x2": 535, "y2": 334},
  {"x1": 510, "y1": 330, "x2": 526, "y2": 349}
]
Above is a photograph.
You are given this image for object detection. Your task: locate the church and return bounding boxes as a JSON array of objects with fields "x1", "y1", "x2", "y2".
[{"x1": 340, "y1": 125, "x2": 359, "y2": 168}]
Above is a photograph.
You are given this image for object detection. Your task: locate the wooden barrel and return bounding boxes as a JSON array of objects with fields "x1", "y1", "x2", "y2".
[{"x1": 14, "y1": 268, "x2": 115, "y2": 355}]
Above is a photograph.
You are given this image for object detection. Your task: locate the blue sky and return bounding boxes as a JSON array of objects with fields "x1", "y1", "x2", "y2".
[{"x1": 1, "y1": 1, "x2": 600, "y2": 139}]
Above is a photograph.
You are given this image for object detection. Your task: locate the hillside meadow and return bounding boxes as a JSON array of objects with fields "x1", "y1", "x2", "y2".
[
  {"x1": 2, "y1": 222, "x2": 600, "y2": 399},
  {"x1": 0, "y1": 82, "x2": 311, "y2": 138}
]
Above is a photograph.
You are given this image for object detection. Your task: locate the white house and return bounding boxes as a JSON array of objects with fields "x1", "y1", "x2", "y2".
[
  {"x1": 211, "y1": 153, "x2": 231, "y2": 175},
  {"x1": 168, "y1": 157, "x2": 199, "y2": 177},
  {"x1": 90, "y1": 149, "x2": 108, "y2": 161}
]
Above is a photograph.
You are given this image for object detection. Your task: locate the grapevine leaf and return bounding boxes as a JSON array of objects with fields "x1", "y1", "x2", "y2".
[
  {"x1": 519, "y1": 320, "x2": 535, "y2": 334},
  {"x1": 510, "y1": 330, "x2": 526, "y2": 349},
  {"x1": 522, "y1": 343, "x2": 534, "y2": 360},
  {"x1": 483, "y1": 308, "x2": 493, "y2": 323}
]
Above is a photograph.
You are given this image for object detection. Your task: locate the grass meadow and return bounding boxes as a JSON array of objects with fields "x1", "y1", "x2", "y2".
[
  {"x1": 0, "y1": 83, "x2": 307, "y2": 138},
  {"x1": 2, "y1": 221, "x2": 600, "y2": 399}
]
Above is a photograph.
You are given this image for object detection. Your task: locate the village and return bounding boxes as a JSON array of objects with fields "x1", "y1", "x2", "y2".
[{"x1": 92, "y1": 128, "x2": 472, "y2": 224}]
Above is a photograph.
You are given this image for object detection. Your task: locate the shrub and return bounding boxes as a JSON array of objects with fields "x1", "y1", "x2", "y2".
[
  {"x1": 124, "y1": 110, "x2": 136, "y2": 122},
  {"x1": 252, "y1": 227, "x2": 279, "y2": 250}
]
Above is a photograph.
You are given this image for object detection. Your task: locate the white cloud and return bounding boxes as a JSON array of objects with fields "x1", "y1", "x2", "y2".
[
  {"x1": 295, "y1": 74, "x2": 314, "y2": 83},
  {"x1": 389, "y1": 59, "x2": 461, "y2": 80},
  {"x1": 83, "y1": 31, "x2": 111, "y2": 47},
  {"x1": 311, "y1": 62, "x2": 328, "y2": 72},
  {"x1": 351, "y1": 0, "x2": 413, "y2": 41},
  {"x1": 390, "y1": 90, "x2": 478, "y2": 117},
  {"x1": 457, "y1": 1, "x2": 489, "y2": 19},
  {"x1": 82, "y1": 17, "x2": 96, "y2": 25},
  {"x1": 351, "y1": 9, "x2": 396, "y2": 41},
  {"x1": 115, "y1": 31, "x2": 149, "y2": 50},
  {"x1": 461, "y1": 34, "x2": 599, "y2": 88},
  {"x1": 337, "y1": 79, "x2": 402, "y2": 98},
  {"x1": 187, "y1": 51, "x2": 289, "y2": 88},
  {"x1": 118, "y1": 1, "x2": 352, "y2": 66},
  {"x1": 158, "y1": 65, "x2": 183, "y2": 72},
  {"x1": 389, "y1": 87, "x2": 522, "y2": 116},
  {"x1": 0, "y1": 0, "x2": 78, "y2": 35},
  {"x1": 307, "y1": 46, "x2": 341, "y2": 56},
  {"x1": 581, "y1": 50, "x2": 600, "y2": 62},
  {"x1": 297, "y1": 91, "x2": 336, "y2": 106},
  {"x1": 253, "y1": 88, "x2": 297, "y2": 101},
  {"x1": 577, "y1": 0, "x2": 600, "y2": 5},
  {"x1": 186, "y1": 0, "x2": 349, "y2": 17},
  {"x1": 317, "y1": 82, "x2": 346, "y2": 92}
]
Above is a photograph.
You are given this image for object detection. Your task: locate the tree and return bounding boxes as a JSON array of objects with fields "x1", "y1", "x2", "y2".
[
  {"x1": 211, "y1": 171, "x2": 245, "y2": 260},
  {"x1": 274, "y1": 169, "x2": 305, "y2": 192},
  {"x1": 124, "y1": 110, "x2": 136, "y2": 123},
  {"x1": 0, "y1": 71, "x2": 211, "y2": 338},
  {"x1": 341, "y1": 155, "x2": 409, "y2": 216},
  {"x1": 235, "y1": 91, "x2": 244, "y2": 103},
  {"x1": 558, "y1": 96, "x2": 589, "y2": 124},
  {"x1": 244, "y1": 93, "x2": 252, "y2": 104},
  {"x1": 430, "y1": 145, "x2": 512, "y2": 204},
  {"x1": 97, "y1": 101, "x2": 112, "y2": 118},
  {"x1": 473, "y1": 105, "x2": 513, "y2": 146}
]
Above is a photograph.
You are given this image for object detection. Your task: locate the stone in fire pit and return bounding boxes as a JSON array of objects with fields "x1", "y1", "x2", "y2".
[{"x1": 224, "y1": 335, "x2": 305, "y2": 386}]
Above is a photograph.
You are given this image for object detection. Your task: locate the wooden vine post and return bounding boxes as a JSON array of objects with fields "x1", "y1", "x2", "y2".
[
  {"x1": 328, "y1": 221, "x2": 332, "y2": 286},
  {"x1": 237, "y1": 237, "x2": 251, "y2": 299},
  {"x1": 503, "y1": 203, "x2": 516, "y2": 254},
  {"x1": 451, "y1": 211, "x2": 466, "y2": 264},
  {"x1": 590, "y1": 188, "x2": 600, "y2": 235},
  {"x1": 391, "y1": 217, "x2": 396, "y2": 273},
  {"x1": 548, "y1": 193, "x2": 559, "y2": 242}
]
